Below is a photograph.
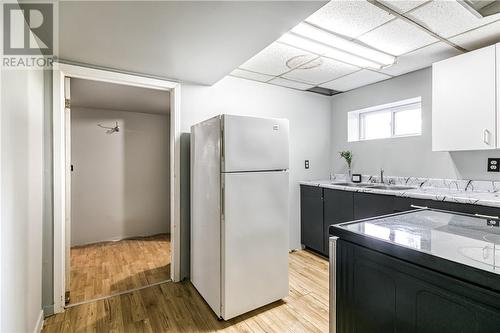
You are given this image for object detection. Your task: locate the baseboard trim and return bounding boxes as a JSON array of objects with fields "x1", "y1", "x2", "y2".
[
  {"x1": 33, "y1": 310, "x2": 44, "y2": 333},
  {"x1": 71, "y1": 233, "x2": 171, "y2": 248}
]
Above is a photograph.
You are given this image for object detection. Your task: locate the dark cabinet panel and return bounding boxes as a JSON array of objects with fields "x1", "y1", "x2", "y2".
[
  {"x1": 393, "y1": 197, "x2": 431, "y2": 212},
  {"x1": 428, "y1": 201, "x2": 477, "y2": 215},
  {"x1": 354, "y1": 192, "x2": 394, "y2": 219},
  {"x1": 394, "y1": 196, "x2": 500, "y2": 218},
  {"x1": 302, "y1": 185, "x2": 500, "y2": 260},
  {"x1": 415, "y1": 291, "x2": 477, "y2": 333},
  {"x1": 323, "y1": 189, "x2": 353, "y2": 255},
  {"x1": 352, "y1": 260, "x2": 396, "y2": 332},
  {"x1": 337, "y1": 240, "x2": 500, "y2": 333},
  {"x1": 300, "y1": 185, "x2": 323, "y2": 253}
]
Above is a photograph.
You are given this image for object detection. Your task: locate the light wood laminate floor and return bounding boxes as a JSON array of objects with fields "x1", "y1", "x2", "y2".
[
  {"x1": 68, "y1": 234, "x2": 171, "y2": 305},
  {"x1": 43, "y1": 250, "x2": 328, "y2": 333}
]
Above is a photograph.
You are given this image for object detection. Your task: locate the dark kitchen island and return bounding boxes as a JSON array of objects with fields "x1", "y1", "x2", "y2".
[{"x1": 329, "y1": 209, "x2": 500, "y2": 333}]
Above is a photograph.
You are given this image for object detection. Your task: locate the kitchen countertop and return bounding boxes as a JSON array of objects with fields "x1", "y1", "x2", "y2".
[
  {"x1": 330, "y1": 208, "x2": 500, "y2": 293},
  {"x1": 334, "y1": 209, "x2": 500, "y2": 274},
  {"x1": 300, "y1": 179, "x2": 500, "y2": 208}
]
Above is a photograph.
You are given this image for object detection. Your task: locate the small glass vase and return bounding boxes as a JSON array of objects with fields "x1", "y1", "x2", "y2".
[{"x1": 347, "y1": 166, "x2": 352, "y2": 181}]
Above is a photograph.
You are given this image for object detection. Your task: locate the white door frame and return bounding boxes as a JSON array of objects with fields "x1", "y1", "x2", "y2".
[{"x1": 52, "y1": 62, "x2": 181, "y2": 313}]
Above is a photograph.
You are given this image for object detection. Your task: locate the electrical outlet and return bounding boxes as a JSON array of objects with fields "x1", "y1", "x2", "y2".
[
  {"x1": 487, "y1": 158, "x2": 500, "y2": 172},
  {"x1": 487, "y1": 219, "x2": 500, "y2": 227},
  {"x1": 305, "y1": 160, "x2": 310, "y2": 169}
]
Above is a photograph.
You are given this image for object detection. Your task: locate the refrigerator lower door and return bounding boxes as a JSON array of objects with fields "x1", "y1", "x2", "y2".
[
  {"x1": 222, "y1": 115, "x2": 289, "y2": 172},
  {"x1": 221, "y1": 171, "x2": 289, "y2": 320}
]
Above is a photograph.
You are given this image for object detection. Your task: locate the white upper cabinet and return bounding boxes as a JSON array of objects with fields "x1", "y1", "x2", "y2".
[{"x1": 432, "y1": 44, "x2": 497, "y2": 151}]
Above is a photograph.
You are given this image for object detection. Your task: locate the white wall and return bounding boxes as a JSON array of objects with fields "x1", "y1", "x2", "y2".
[
  {"x1": 71, "y1": 108, "x2": 170, "y2": 246},
  {"x1": 182, "y1": 76, "x2": 332, "y2": 250},
  {"x1": 331, "y1": 68, "x2": 500, "y2": 181},
  {"x1": 1, "y1": 69, "x2": 44, "y2": 332}
]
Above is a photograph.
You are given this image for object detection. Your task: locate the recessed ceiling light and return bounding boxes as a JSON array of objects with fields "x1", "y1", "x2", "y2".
[
  {"x1": 278, "y1": 33, "x2": 384, "y2": 69},
  {"x1": 281, "y1": 22, "x2": 396, "y2": 69}
]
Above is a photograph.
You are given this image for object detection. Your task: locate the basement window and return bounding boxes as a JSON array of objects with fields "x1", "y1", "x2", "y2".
[{"x1": 348, "y1": 97, "x2": 422, "y2": 142}]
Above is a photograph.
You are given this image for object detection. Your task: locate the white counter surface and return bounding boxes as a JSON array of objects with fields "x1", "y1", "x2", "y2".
[{"x1": 300, "y1": 176, "x2": 500, "y2": 209}]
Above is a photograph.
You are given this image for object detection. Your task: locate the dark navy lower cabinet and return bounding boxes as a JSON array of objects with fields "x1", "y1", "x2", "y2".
[
  {"x1": 353, "y1": 192, "x2": 395, "y2": 219},
  {"x1": 300, "y1": 185, "x2": 324, "y2": 254},
  {"x1": 336, "y1": 240, "x2": 500, "y2": 333},
  {"x1": 323, "y1": 189, "x2": 353, "y2": 255},
  {"x1": 300, "y1": 185, "x2": 500, "y2": 258},
  {"x1": 393, "y1": 197, "x2": 430, "y2": 212}
]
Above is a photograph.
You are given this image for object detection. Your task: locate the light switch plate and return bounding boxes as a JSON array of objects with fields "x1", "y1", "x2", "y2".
[
  {"x1": 305, "y1": 160, "x2": 310, "y2": 169},
  {"x1": 487, "y1": 158, "x2": 500, "y2": 172}
]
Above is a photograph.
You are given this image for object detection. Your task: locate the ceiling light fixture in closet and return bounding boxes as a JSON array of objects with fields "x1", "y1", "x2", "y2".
[{"x1": 279, "y1": 22, "x2": 396, "y2": 70}]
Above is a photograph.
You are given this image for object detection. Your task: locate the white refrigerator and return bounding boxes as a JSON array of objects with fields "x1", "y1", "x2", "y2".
[{"x1": 191, "y1": 114, "x2": 290, "y2": 320}]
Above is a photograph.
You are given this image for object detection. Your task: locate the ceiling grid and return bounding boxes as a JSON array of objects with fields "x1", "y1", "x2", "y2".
[{"x1": 230, "y1": 0, "x2": 500, "y2": 95}]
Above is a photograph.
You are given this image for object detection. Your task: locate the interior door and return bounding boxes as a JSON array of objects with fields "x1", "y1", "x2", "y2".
[
  {"x1": 222, "y1": 171, "x2": 289, "y2": 320},
  {"x1": 223, "y1": 115, "x2": 289, "y2": 172},
  {"x1": 64, "y1": 77, "x2": 71, "y2": 302}
]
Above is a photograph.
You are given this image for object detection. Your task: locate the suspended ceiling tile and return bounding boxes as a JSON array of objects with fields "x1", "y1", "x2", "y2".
[
  {"x1": 230, "y1": 69, "x2": 274, "y2": 82},
  {"x1": 239, "y1": 43, "x2": 317, "y2": 76},
  {"x1": 268, "y1": 77, "x2": 314, "y2": 90},
  {"x1": 378, "y1": 0, "x2": 428, "y2": 14},
  {"x1": 449, "y1": 20, "x2": 500, "y2": 50},
  {"x1": 305, "y1": 0, "x2": 393, "y2": 38},
  {"x1": 407, "y1": 0, "x2": 500, "y2": 38},
  {"x1": 282, "y1": 57, "x2": 359, "y2": 85},
  {"x1": 320, "y1": 70, "x2": 391, "y2": 92},
  {"x1": 358, "y1": 18, "x2": 438, "y2": 56},
  {"x1": 380, "y1": 42, "x2": 463, "y2": 76}
]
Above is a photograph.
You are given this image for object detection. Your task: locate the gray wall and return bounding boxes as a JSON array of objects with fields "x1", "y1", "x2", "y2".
[
  {"x1": 1, "y1": 69, "x2": 45, "y2": 332},
  {"x1": 71, "y1": 108, "x2": 170, "y2": 246},
  {"x1": 331, "y1": 68, "x2": 500, "y2": 181},
  {"x1": 181, "y1": 76, "x2": 332, "y2": 250}
]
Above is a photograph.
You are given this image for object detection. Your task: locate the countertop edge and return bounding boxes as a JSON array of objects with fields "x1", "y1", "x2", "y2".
[{"x1": 299, "y1": 180, "x2": 500, "y2": 209}]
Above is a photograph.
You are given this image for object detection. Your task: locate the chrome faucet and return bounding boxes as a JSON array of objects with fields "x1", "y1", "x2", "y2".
[{"x1": 380, "y1": 168, "x2": 384, "y2": 184}]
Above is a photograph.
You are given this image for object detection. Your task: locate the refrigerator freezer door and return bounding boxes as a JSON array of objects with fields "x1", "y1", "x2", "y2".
[
  {"x1": 223, "y1": 115, "x2": 289, "y2": 172},
  {"x1": 221, "y1": 171, "x2": 289, "y2": 320}
]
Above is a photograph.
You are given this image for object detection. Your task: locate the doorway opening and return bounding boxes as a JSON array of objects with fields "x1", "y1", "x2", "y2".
[
  {"x1": 52, "y1": 63, "x2": 181, "y2": 313},
  {"x1": 65, "y1": 78, "x2": 171, "y2": 306}
]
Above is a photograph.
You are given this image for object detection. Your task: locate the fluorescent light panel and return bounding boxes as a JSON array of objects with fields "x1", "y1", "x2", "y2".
[
  {"x1": 279, "y1": 33, "x2": 383, "y2": 69},
  {"x1": 287, "y1": 22, "x2": 396, "y2": 68}
]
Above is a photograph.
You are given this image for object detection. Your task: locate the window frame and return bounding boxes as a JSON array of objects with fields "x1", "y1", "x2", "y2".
[{"x1": 348, "y1": 97, "x2": 422, "y2": 142}]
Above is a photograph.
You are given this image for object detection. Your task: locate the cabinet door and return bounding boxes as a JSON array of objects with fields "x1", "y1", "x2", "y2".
[
  {"x1": 337, "y1": 241, "x2": 500, "y2": 333},
  {"x1": 323, "y1": 189, "x2": 353, "y2": 255},
  {"x1": 300, "y1": 185, "x2": 323, "y2": 253},
  {"x1": 354, "y1": 192, "x2": 394, "y2": 220},
  {"x1": 393, "y1": 197, "x2": 431, "y2": 212},
  {"x1": 432, "y1": 45, "x2": 496, "y2": 151}
]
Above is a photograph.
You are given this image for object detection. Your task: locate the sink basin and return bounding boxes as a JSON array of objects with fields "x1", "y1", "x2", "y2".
[{"x1": 369, "y1": 185, "x2": 416, "y2": 191}]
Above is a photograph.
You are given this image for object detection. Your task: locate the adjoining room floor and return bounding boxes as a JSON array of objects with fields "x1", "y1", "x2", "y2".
[
  {"x1": 43, "y1": 250, "x2": 328, "y2": 333},
  {"x1": 68, "y1": 234, "x2": 171, "y2": 305}
]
